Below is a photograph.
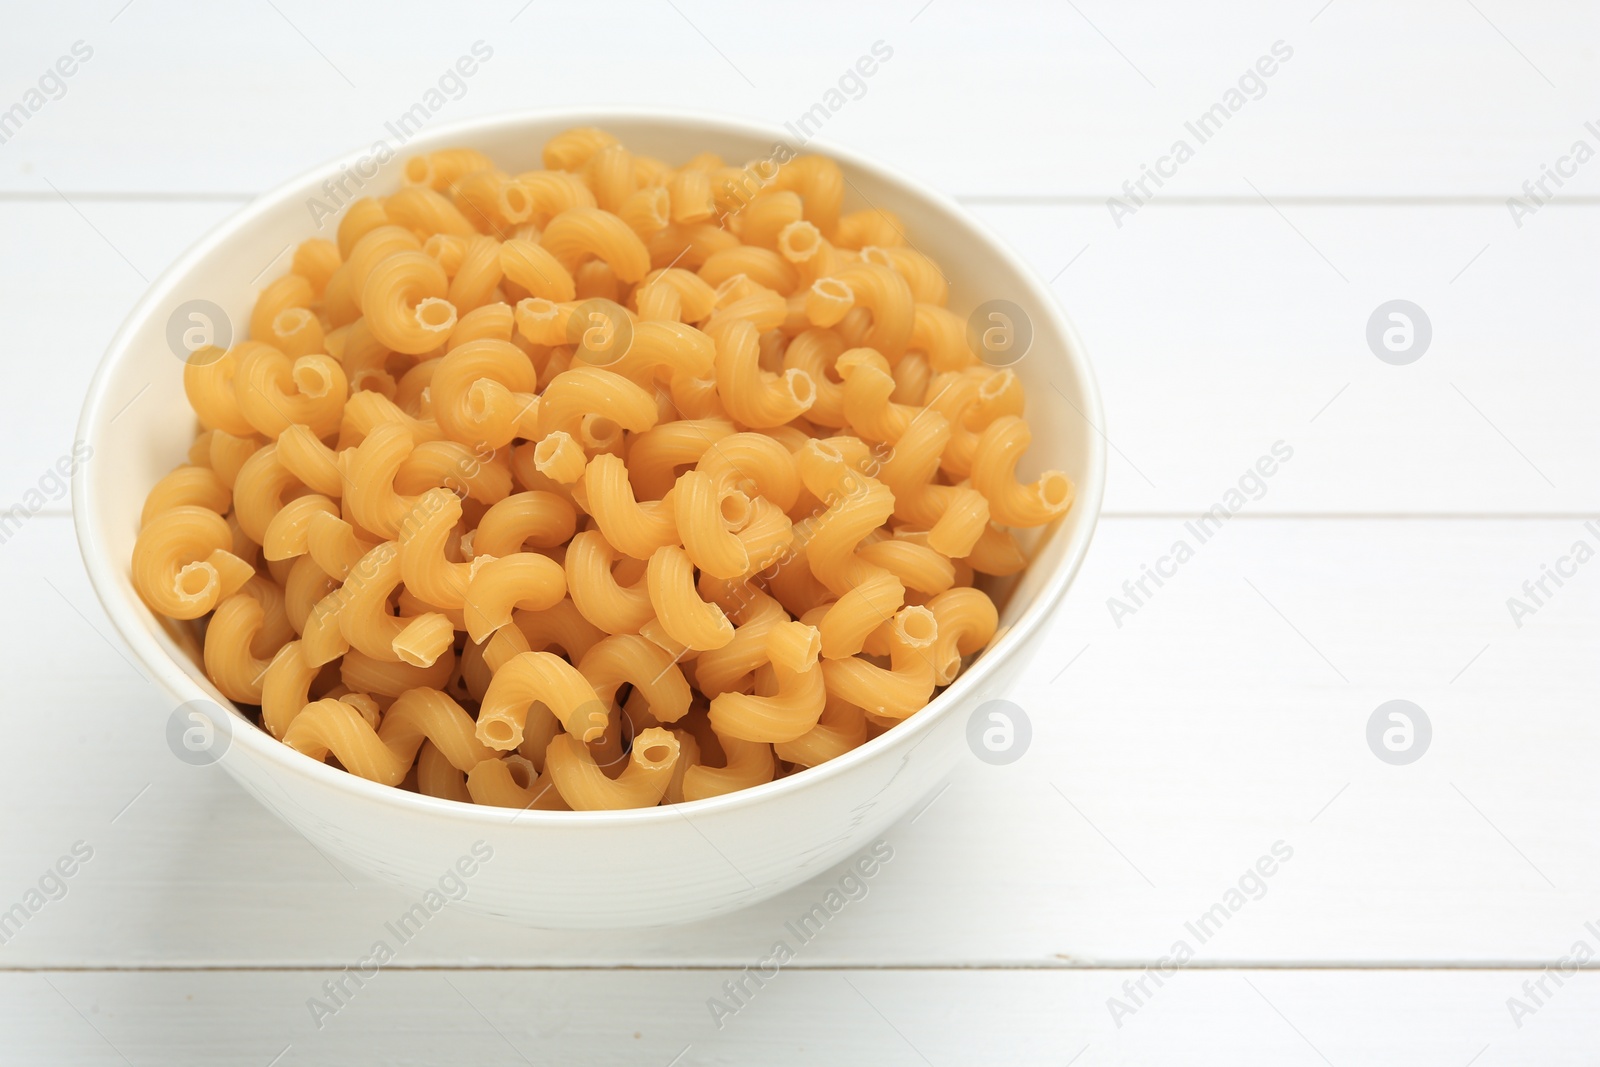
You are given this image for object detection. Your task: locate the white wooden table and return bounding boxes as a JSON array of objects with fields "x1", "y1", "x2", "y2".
[{"x1": 3, "y1": 1, "x2": 1598, "y2": 1062}]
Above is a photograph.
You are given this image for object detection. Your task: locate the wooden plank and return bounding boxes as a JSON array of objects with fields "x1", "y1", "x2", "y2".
[
  {"x1": 5, "y1": 513, "x2": 1596, "y2": 968},
  {"x1": 0, "y1": 198, "x2": 236, "y2": 512},
  {"x1": 3, "y1": 967, "x2": 1596, "y2": 1065},
  {"x1": 3, "y1": 1, "x2": 1598, "y2": 197},
  {"x1": 5, "y1": 198, "x2": 1595, "y2": 515},
  {"x1": 974, "y1": 198, "x2": 1600, "y2": 516}
]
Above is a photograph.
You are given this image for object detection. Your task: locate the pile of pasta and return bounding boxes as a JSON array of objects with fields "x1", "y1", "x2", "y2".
[{"x1": 132, "y1": 127, "x2": 1073, "y2": 811}]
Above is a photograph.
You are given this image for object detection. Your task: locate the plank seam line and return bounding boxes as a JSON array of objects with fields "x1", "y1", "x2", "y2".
[{"x1": 2, "y1": 962, "x2": 1594, "y2": 973}]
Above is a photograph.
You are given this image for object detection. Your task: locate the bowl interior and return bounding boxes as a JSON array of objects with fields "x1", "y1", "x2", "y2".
[{"x1": 75, "y1": 109, "x2": 1106, "y2": 818}]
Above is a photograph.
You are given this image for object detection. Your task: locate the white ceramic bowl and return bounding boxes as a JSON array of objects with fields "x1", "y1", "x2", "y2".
[{"x1": 73, "y1": 109, "x2": 1105, "y2": 928}]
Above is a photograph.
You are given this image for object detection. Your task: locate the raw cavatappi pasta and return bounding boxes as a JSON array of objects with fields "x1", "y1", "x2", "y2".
[{"x1": 133, "y1": 127, "x2": 1072, "y2": 811}]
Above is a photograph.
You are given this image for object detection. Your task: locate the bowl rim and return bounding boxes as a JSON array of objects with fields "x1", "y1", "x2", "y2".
[{"x1": 73, "y1": 105, "x2": 1106, "y2": 827}]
